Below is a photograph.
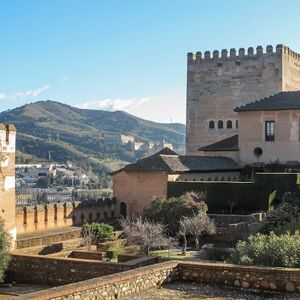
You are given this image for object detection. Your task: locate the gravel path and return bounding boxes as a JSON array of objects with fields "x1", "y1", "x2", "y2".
[{"x1": 122, "y1": 282, "x2": 299, "y2": 300}]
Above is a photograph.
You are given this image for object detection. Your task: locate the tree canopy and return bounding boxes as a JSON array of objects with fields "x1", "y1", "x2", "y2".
[{"x1": 143, "y1": 193, "x2": 207, "y2": 235}]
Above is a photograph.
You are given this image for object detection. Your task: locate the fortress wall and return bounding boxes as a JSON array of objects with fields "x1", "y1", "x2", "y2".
[
  {"x1": 186, "y1": 45, "x2": 300, "y2": 154},
  {"x1": 16, "y1": 199, "x2": 119, "y2": 234}
]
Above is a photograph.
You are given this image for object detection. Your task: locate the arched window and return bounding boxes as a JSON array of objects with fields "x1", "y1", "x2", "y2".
[
  {"x1": 34, "y1": 206, "x2": 38, "y2": 224},
  {"x1": 44, "y1": 205, "x2": 48, "y2": 222},
  {"x1": 236, "y1": 120, "x2": 238, "y2": 128},
  {"x1": 63, "y1": 203, "x2": 67, "y2": 219},
  {"x1": 23, "y1": 207, "x2": 27, "y2": 225},
  {"x1": 218, "y1": 120, "x2": 223, "y2": 129},
  {"x1": 80, "y1": 214, "x2": 85, "y2": 223},
  {"x1": 227, "y1": 120, "x2": 232, "y2": 129},
  {"x1": 96, "y1": 212, "x2": 101, "y2": 220},
  {"x1": 54, "y1": 204, "x2": 58, "y2": 221},
  {"x1": 209, "y1": 120, "x2": 215, "y2": 129}
]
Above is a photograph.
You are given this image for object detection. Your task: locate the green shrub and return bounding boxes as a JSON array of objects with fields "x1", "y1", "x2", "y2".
[
  {"x1": 206, "y1": 247, "x2": 234, "y2": 262},
  {"x1": 260, "y1": 203, "x2": 299, "y2": 234},
  {"x1": 233, "y1": 231, "x2": 300, "y2": 267},
  {"x1": 81, "y1": 222, "x2": 114, "y2": 243}
]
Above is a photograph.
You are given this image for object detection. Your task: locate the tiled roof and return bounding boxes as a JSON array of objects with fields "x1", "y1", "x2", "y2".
[
  {"x1": 235, "y1": 91, "x2": 300, "y2": 112},
  {"x1": 110, "y1": 147, "x2": 241, "y2": 175},
  {"x1": 199, "y1": 135, "x2": 238, "y2": 152}
]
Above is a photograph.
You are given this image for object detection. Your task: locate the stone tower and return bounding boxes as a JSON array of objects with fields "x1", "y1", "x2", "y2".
[
  {"x1": 0, "y1": 124, "x2": 16, "y2": 247},
  {"x1": 186, "y1": 45, "x2": 300, "y2": 154}
]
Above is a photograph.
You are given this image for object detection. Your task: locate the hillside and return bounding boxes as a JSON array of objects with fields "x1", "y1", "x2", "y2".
[{"x1": 0, "y1": 100, "x2": 185, "y2": 173}]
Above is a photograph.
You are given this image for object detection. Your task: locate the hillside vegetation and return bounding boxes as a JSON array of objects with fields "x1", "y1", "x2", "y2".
[{"x1": 0, "y1": 100, "x2": 185, "y2": 174}]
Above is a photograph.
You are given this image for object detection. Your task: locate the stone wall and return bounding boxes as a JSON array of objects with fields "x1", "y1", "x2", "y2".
[
  {"x1": 15, "y1": 238, "x2": 82, "y2": 255},
  {"x1": 186, "y1": 45, "x2": 300, "y2": 154},
  {"x1": 8, "y1": 253, "x2": 160, "y2": 285},
  {"x1": 16, "y1": 198, "x2": 118, "y2": 234},
  {"x1": 16, "y1": 261, "x2": 300, "y2": 299},
  {"x1": 178, "y1": 261, "x2": 300, "y2": 293},
  {"x1": 19, "y1": 261, "x2": 179, "y2": 300},
  {"x1": 68, "y1": 250, "x2": 104, "y2": 261},
  {"x1": 16, "y1": 227, "x2": 81, "y2": 249}
]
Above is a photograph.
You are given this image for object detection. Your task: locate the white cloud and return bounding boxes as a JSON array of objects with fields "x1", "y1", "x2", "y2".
[
  {"x1": 61, "y1": 76, "x2": 70, "y2": 82},
  {"x1": 77, "y1": 97, "x2": 150, "y2": 111},
  {"x1": 15, "y1": 85, "x2": 50, "y2": 98},
  {"x1": 76, "y1": 91, "x2": 186, "y2": 124},
  {"x1": 0, "y1": 91, "x2": 7, "y2": 100}
]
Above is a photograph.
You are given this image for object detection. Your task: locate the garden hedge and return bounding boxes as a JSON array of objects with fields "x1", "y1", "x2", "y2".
[{"x1": 167, "y1": 173, "x2": 300, "y2": 213}]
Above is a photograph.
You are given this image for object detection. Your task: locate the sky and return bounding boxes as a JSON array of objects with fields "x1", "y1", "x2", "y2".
[{"x1": 1, "y1": 0, "x2": 300, "y2": 124}]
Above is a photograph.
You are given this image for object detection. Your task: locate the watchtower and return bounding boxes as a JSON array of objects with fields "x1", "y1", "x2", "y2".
[{"x1": 186, "y1": 45, "x2": 300, "y2": 154}]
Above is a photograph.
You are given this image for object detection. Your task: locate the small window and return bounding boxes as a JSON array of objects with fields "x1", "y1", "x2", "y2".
[
  {"x1": 236, "y1": 120, "x2": 238, "y2": 128},
  {"x1": 218, "y1": 120, "x2": 223, "y2": 129},
  {"x1": 209, "y1": 120, "x2": 215, "y2": 129},
  {"x1": 227, "y1": 120, "x2": 232, "y2": 129},
  {"x1": 265, "y1": 121, "x2": 275, "y2": 141}
]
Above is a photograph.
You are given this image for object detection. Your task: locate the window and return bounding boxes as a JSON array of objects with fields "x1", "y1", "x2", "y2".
[
  {"x1": 218, "y1": 120, "x2": 223, "y2": 129},
  {"x1": 227, "y1": 120, "x2": 232, "y2": 129},
  {"x1": 209, "y1": 120, "x2": 215, "y2": 129},
  {"x1": 236, "y1": 120, "x2": 238, "y2": 128},
  {"x1": 265, "y1": 121, "x2": 275, "y2": 141}
]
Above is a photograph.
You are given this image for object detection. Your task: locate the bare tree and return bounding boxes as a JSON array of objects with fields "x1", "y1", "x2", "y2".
[
  {"x1": 179, "y1": 217, "x2": 189, "y2": 256},
  {"x1": 184, "y1": 213, "x2": 216, "y2": 250},
  {"x1": 120, "y1": 217, "x2": 173, "y2": 255},
  {"x1": 81, "y1": 222, "x2": 94, "y2": 251}
]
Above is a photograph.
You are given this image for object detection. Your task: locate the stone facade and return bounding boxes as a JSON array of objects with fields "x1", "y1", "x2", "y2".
[
  {"x1": 239, "y1": 109, "x2": 300, "y2": 164},
  {"x1": 0, "y1": 124, "x2": 16, "y2": 247},
  {"x1": 186, "y1": 45, "x2": 300, "y2": 154}
]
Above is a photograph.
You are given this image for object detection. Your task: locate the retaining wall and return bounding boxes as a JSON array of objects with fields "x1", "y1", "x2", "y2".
[
  {"x1": 14, "y1": 261, "x2": 300, "y2": 299},
  {"x1": 9, "y1": 254, "x2": 160, "y2": 285}
]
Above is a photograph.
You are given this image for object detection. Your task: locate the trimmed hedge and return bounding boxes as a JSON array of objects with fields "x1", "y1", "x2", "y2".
[{"x1": 167, "y1": 173, "x2": 300, "y2": 213}]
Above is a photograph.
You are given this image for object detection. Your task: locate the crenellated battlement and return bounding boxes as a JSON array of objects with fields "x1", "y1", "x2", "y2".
[
  {"x1": 0, "y1": 123, "x2": 16, "y2": 153},
  {"x1": 187, "y1": 45, "x2": 300, "y2": 63}
]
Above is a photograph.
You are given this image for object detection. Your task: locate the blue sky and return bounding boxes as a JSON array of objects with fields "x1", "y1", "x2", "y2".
[{"x1": 1, "y1": 0, "x2": 300, "y2": 123}]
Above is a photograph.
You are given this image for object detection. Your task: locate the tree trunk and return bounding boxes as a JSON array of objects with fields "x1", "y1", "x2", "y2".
[
  {"x1": 145, "y1": 247, "x2": 150, "y2": 256},
  {"x1": 182, "y1": 235, "x2": 187, "y2": 256},
  {"x1": 195, "y1": 236, "x2": 200, "y2": 250}
]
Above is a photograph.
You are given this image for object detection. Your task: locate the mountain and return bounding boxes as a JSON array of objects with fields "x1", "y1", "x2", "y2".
[{"x1": 0, "y1": 100, "x2": 185, "y2": 173}]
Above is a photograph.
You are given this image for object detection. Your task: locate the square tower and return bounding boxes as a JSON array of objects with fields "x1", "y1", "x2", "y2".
[
  {"x1": 186, "y1": 45, "x2": 300, "y2": 154},
  {"x1": 0, "y1": 124, "x2": 16, "y2": 248}
]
